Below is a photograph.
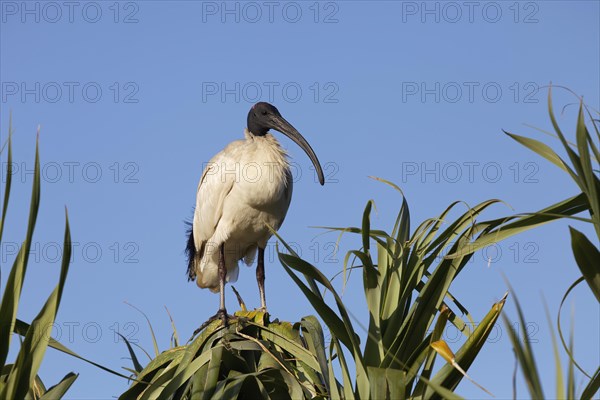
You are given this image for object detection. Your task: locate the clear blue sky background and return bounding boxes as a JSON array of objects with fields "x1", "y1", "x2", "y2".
[{"x1": 1, "y1": 1, "x2": 599, "y2": 398}]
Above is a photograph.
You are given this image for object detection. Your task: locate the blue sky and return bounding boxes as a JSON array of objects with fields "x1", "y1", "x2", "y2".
[{"x1": 1, "y1": 1, "x2": 599, "y2": 398}]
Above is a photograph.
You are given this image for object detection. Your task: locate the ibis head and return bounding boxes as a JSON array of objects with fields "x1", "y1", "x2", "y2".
[{"x1": 247, "y1": 102, "x2": 325, "y2": 185}]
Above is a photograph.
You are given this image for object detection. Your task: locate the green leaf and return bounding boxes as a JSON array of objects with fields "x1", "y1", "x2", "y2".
[
  {"x1": 547, "y1": 86, "x2": 586, "y2": 182},
  {"x1": 367, "y1": 366, "x2": 386, "y2": 399},
  {"x1": 575, "y1": 102, "x2": 600, "y2": 233},
  {"x1": 504, "y1": 130, "x2": 573, "y2": 175},
  {"x1": 427, "y1": 293, "x2": 506, "y2": 396},
  {"x1": 0, "y1": 136, "x2": 41, "y2": 369},
  {"x1": 4, "y1": 211, "x2": 71, "y2": 399},
  {"x1": 447, "y1": 193, "x2": 588, "y2": 259},
  {"x1": 557, "y1": 277, "x2": 593, "y2": 379},
  {"x1": 201, "y1": 345, "x2": 223, "y2": 400},
  {"x1": 567, "y1": 327, "x2": 575, "y2": 400},
  {"x1": 330, "y1": 338, "x2": 355, "y2": 400},
  {"x1": 300, "y1": 316, "x2": 330, "y2": 390},
  {"x1": 392, "y1": 233, "x2": 472, "y2": 367},
  {"x1": 119, "y1": 348, "x2": 185, "y2": 398},
  {"x1": 118, "y1": 333, "x2": 144, "y2": 374},
  {"x1": 569, "y1": 227, "x2": 600, "y2": 302},
  {"x1": 0, "y1": 115, "x2": 13, "y2": 244},
  {"x1": 258, "y1": 322, "x2": 320, "y2": 372},
  {"x1": 279, "y1": 257, "x2": 351, "y2": 350},
  {"x1": 125, "y1": 302, "x2": 160, "y2": 358},
  {"x1": 580, "y1": 367, "x2": 600, "y2": 400},
  {"x1": 385, "y1": 368, "x2": 406, "y2": 400},
  {"x1": 326, "y1": 354, "x2": 342, "y2": 400},
  {"x1": 278, "y1": 252, "x2": 370, "y2": 399},
  {"x1": 502, "y1": 284, "x2": 544, "y2": 399},
  {"x1": 543, "y1": 300, "x2": 564, "y2": 399},
  {"x1": 39, "y1": 372, "x2": 78, "y2": 399},
  {"x1": 410, "y1": 306, "x2": 450, "y2": 396}
]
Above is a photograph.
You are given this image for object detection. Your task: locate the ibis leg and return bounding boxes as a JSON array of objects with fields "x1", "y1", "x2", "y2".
[
  {"x1": 256, "y1": 247, "x2": 267, "y2": 312},
  {"x1": 217, "y1": 243, "x2": 228, "y2": 325},
  {"x1": 190, "y1": 244, "x2": 230, "y2": 339}
]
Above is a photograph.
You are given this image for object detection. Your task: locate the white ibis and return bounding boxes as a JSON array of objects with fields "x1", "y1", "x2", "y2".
[{"x1": 186, "y1": 102, "x2": 324, "y2": 327}]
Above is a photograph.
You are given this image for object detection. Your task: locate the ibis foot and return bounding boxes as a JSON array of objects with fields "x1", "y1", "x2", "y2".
[
  {"x1": 191, "y1": 308, "x2": 233, "y2": 339},
  {"x1": 216, "y1": 308, "x2": 230, "y2": 327}
]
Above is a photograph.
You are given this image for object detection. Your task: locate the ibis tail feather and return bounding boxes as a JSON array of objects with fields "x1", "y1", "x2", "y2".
[{"x1": 185, "y1": 220, "x2": 197, "y2": 281}]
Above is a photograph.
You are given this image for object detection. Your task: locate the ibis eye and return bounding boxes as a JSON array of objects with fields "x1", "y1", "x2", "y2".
[{"x1": 261, "y1": 111, "x2": 267, "y2": 116}]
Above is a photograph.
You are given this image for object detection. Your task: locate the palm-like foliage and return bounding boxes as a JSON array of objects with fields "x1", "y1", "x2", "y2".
[
  {"x1": 0, "y1": 122, "x2": 129, "y2": 398},
  {"x1": 501, "y1": 87, "x2": 600, "y2": 399},
  {"x1": 119, "y1": 311, "x2": 333, "y2": 399},
  {"x1": 0, "y1": 123, "x2": 77, "y2": 398},
  {"x1": 276, "y1": 173, "x2": 586, "y2": 398}
]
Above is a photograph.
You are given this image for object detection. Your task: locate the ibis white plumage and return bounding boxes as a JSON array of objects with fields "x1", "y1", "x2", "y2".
[{"x1": 186, "y1": 102, "x2": 324, "y2": 326}]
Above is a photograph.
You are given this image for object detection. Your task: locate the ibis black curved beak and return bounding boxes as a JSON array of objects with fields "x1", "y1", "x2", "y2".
[{"x1": 270, "y1": 115, "x2": 325, "y2": 185}]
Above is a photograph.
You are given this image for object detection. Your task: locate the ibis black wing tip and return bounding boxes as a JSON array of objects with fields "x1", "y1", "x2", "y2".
[{"x1": 185, "y1": 221, "x2": 196, "y2": 281}]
